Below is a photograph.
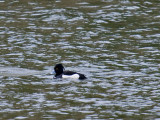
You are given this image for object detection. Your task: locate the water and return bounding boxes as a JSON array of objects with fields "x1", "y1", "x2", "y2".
[{"x1": 0, "y1": 0, "x2": 160, "y2": 119}]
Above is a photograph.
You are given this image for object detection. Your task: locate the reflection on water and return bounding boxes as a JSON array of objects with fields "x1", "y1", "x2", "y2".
[{"x1": 0, "y1": 0, "x2": 160, "y2": 119}]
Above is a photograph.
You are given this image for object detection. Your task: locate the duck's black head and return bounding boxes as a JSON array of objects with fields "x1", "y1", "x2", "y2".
[{"x1": 54, "y1": 64, "x2": 64, "y2": 76}]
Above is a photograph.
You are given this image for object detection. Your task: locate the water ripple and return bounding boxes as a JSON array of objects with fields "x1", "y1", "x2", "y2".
[{"x1": 0, "y1": 0, "x2": 160, "y2": 119}]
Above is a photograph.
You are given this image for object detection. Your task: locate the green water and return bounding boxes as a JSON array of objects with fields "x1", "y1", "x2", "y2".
[{"x1": 0, "y1": 0, "x2": 160, "y2": 119}]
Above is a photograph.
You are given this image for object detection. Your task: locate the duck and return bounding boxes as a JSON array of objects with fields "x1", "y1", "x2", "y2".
[{"x1": 53, "y1": 64, "x2": 87, "y2": 80}]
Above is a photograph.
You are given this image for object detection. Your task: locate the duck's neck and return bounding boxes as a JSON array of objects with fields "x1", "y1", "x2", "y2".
[{"x1": 55, "y1": 73, "x2": 61, "y2": 77}]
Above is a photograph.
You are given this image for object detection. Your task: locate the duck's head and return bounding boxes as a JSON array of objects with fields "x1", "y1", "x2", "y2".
[{"x1": 54, "y1": 64, "x2": 65, "y2": 75}]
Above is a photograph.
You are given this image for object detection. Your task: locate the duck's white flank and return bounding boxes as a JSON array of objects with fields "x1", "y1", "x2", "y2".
[{"x1": 62, "y1": 74, "x2": 79, "y2": 79}]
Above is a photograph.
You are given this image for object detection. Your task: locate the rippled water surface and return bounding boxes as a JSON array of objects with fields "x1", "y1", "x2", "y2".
[{"x1": 0, "y1": 0, "x2": 160, "y2": 119}]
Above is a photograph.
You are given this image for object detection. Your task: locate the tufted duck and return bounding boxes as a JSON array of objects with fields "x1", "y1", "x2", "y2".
[{"x1": 53, "y1": 64, "x2": 87, "y2": 80}]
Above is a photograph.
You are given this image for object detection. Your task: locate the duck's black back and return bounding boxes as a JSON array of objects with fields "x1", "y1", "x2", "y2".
[{"x1": 64, "y1": 71, "x2": 87, "y2": 80}]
